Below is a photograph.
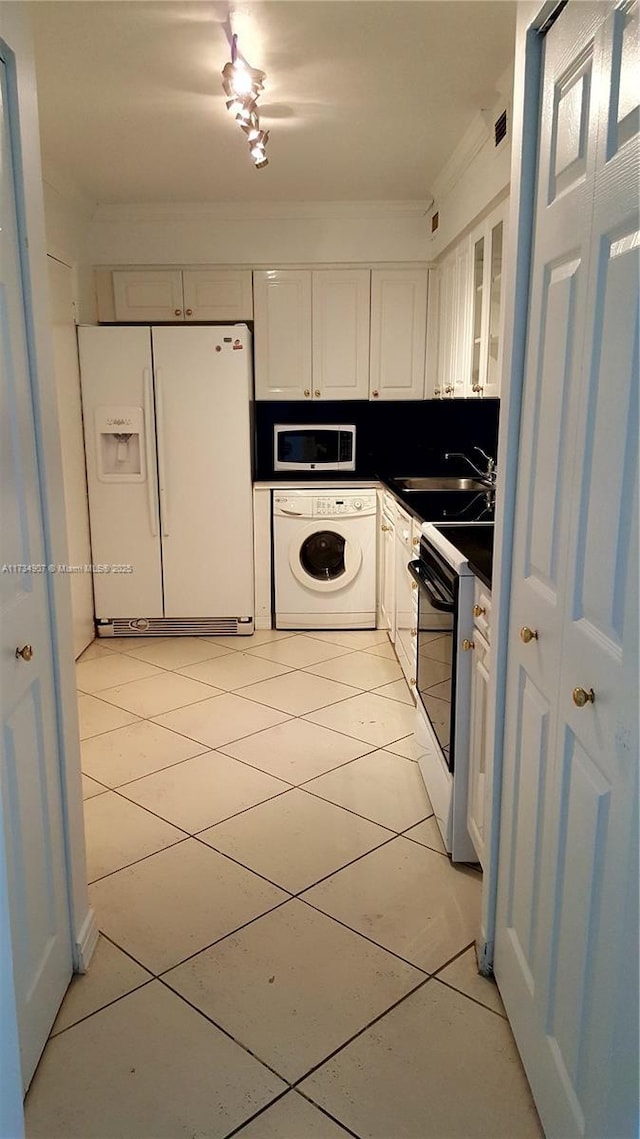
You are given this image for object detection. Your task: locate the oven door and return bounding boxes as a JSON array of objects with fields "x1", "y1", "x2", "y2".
[{"x1": 409, "y1": 559, "x2": 457, "y2": 774}]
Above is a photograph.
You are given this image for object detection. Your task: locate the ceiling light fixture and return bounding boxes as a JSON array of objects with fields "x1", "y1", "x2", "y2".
[{"x1": 221, "y1": 33, "x2": 269, "y2": 169}]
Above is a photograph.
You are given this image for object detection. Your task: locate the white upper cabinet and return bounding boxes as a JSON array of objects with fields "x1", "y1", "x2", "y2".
[
  {"x1": 433, "y1": 199, "x2": 507, "y2": 400},
  {"x1": 112, "y1": 270, "x2": 184, "y2": 322},
  {"x1": 254, "y1": 268, "x2": 371, "y2": 401},
  {"x1": 370, "y1": 269, "x2": 428, "y2": 400},
  {"x1": 312, "y1": 270, "x2": 370, "y2": 400},
  {"x1": 253, "y1": 270, "x2": 313, "y2": 400},
  {"x1": 111, "y1": 269, "x2": 253, "y2": 323},
  {"x1": 181, "y1": 270, "x2": 253, "y2": 322}
]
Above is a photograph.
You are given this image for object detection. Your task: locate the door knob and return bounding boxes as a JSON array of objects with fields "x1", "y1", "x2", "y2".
[
  {"x1": 462, "y1": 638, "x2": 475, "y2": 651},
  {"x1": 174, "y1": 309, "x2": 182, "y2": 316},
  {"x1": 185, "y1": 308, "x2": 193, "y2": 316},
  {"x1": 314, "y1": 389, "x2": 321, "y2": 397},
  {"x1": 473, "y1": 605, "x2": 486, "y2": 618},
  {"x1": 520, "y1": 626, "x2": 538, "y2": 644},
  {"x1": 372, "y1": 390, "x2": 379, "y2": 398},
  {"x1": 381, "y1": 524, "x2": 391, "y2": 532},
  {"x1": 304, "y1": 389, "x2": 311, "y2": 397},
  {"x1": 572, "y1": 686, "x2": 595, "y2": 707},
  {"x1": 15, "y1": 644, "x2": 34, "y2": 662}
]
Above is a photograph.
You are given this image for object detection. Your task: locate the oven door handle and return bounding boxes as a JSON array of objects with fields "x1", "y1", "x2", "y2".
[{"x1": 408, "y1": 560, "x2": 455, "y2": 613}]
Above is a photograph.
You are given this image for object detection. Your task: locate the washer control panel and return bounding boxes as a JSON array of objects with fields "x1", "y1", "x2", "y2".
[{"x1": 314, "y1": 495, "x2": 376, "y2": 516}]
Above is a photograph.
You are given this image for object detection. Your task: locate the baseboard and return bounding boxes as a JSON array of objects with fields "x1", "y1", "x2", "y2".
[
  {"x1": 254, "y1": 616, "x2": 272, "y2": 630},
  {"x1": 73, "y1": 907, "x2": 99, "y2": 974}
]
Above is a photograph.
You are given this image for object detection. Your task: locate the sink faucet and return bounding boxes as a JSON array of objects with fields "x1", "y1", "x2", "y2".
[{"x1": 444, "y1": 446, "x2": 496, "y2": 486}]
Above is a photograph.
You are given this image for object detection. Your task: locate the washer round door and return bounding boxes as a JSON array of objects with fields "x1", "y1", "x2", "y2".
[{"x1": 290, "y1": 523, "x2": 363, "y2": 593}]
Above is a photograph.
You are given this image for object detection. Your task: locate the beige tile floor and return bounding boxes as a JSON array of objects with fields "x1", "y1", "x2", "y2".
[{"x1": 26, "y1": 630, "x2": 543, "y2": 1139}]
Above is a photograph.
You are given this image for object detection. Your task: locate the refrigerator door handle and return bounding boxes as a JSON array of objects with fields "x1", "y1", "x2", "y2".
[
  {"x1": 155, "y1": 367, "x2": 170, "y2": 538},
  {"x1": 143, "y1": 367, "x2": 159, "y2": 537}
]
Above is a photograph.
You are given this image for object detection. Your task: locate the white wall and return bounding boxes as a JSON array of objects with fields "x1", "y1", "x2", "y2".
[{"x1": 426, "y1": 80, "x2": 513, "y2": 260}]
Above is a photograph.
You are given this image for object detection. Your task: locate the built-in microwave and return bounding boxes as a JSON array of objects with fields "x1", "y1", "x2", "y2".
[{"x1": 273, "y1": 424, "x2": 356, "y2": 472}]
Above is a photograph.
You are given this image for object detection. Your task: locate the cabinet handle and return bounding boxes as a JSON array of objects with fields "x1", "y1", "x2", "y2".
[
  {"x1": 185, "y1": 308, "x2": 193, "y2": 316},
  {"x1": 462, "y1": 639, "x2": 475, "y2": 651},
  {"x1": 444, "y1": 385, "x2": 454, "y2": 394},
  {"x1": 412, "y1": 536, "x2": 420, "y2": 546},
  {"x1": 473, "y1": 604, "x2": 486, "y2": 618},
  {"x1": 411, "y1": 581, "x2": 418, "y2": 591},
  {"x1": 304, "y1": 389, "x2": 311, "y2": 397},
  {"x1": 411, "y1": 628, "x2": 418, "y2": 637},
  {"x1": 381, "y1": 524, "x2": 392, "y2": 532},
  {"x1": 572, "y1": 686, "x2": 595, "y2": 708},
  {"x1": 410, "y1": 677, "x2": 417, "y2": 687},
  {"x1": 15, "y1": 644, "x2": 33, "y2": 662},
  {"x1": 520, "y1": 626, "x2": 538, "y2": 644},
  {"x1": 372, "y1": 390, "x2": 379, "y2": 398},
  {"x1": 174, "y1": 309, "x2": 182, "y2": 316},
  {"x1": 314, "y1": 389, "x2": 321, "y2": 397},
  {"x1": 434, "y1": 388, "x2": 441, "y2": 396}
]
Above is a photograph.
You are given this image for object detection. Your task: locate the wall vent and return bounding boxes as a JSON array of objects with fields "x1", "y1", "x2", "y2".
[
  {"x1": 431, "y1": 211, "x2": 439, "y2": 233},
  {"x1": 494, "y1": 109, "x2": 508, "y2": 147}
]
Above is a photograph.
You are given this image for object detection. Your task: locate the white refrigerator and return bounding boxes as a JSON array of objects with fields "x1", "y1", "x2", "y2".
[{"x1": 78, "y1": 324, "x2": 254, "y2": 636}]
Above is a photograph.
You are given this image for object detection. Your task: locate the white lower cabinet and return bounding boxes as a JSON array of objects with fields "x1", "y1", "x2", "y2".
[
  {"x1": 378, "y1": 492, "x2": 396, "y2": 638},
  {"x1": 467, "y1": 581, "x2": 492, "y2": 866},
  {"x1": 393, "y1": 506, "x2": 418, "y2": 693}
]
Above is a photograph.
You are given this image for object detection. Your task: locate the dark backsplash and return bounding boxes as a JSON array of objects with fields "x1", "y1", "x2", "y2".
[{"x1": 254, "y1": 399, "x2": 500, "y2": 480}]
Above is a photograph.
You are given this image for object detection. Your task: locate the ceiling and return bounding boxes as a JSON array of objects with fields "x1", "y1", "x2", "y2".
[{"x1": 31, "y1": 1, "x2": 517, "y2": 206}]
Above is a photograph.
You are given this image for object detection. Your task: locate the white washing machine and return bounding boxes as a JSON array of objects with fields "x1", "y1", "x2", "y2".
[{"x1": 273, "y1": 489, "x2": 377, "y2": 629}]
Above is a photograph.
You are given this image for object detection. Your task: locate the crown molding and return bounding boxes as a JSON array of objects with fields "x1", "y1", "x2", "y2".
[
  {"x1": 91, "y1": 200, "x2": 433, "y2": 224},
  {"x1": 431, "y1": 74, "x2": 513, "y2": 208}
]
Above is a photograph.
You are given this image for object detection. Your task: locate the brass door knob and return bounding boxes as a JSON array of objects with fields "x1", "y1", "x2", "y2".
[
  {"x1": 434, "y1": 388, "x2": 441, "y2": 396},
  {"x1": 572, "y1": 686, "x2": 595, "y2": 708},
  {"x1": 304, "y1": 389, "x2": 311, "y2": 397},
  {"x1": 381, "y1": 524, "x2": 391, "y2": 532},
  {"x1": 174, "y1": 309, "x2": 182, "y2": 316},
  {"x1": 185, "y1": 308, "x2": 193, "y2": 316},
  {"x1": 411, "y1": 581, "x2": 418, "y2": 590},
  {"x1": 412, "y1": 537, "x2": 420, "y2": 546},
  {"x1": 520, "y1": 626, "x2": 538, "y2": 644},
  {"x1": 411, "y1": 628, "x2": 418, "y2": 637},
  {"x1": 314, "y1": 389, "x2": 321, "y2": 397},
  {"x1": 462, "y1": 638, "x2": 475, "y2": 651},
  {"x1": 410, "y1": 677, "x2": 417, "y2": 687},
  {"x1": 473, "y1": 605, "x2": 485, "y2": 618},
  {"x1": 445, "y1": 385, "x2": 454, "y2": 394},
  {"x1": 372, "y1": 390, "x2": 379, "y2": 397},
  {"x1": 15, "y1": 644, "x2": 33, "y2": 662}
]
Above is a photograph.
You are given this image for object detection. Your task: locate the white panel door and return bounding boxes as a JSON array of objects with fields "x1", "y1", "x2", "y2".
[
  {"x1": 112, "y1": 270, "x2": 184, "y2": 322},
  {"x1": 153, "y1": 326, "x2": 254, "y2": 619},
  {"x1": 312, "y1": 270, "x2": 370, "y2": 400},
  {"x1": 495, "y1": 4, "x2": 639, "y2": 1137},
  {"x1": 47, "y1": 257, "x2": 93, "y2": 657},
  {"x1": 253, "y1": 270, "x2": 312, "y2": 400},
  {"x1": 78, "y1": 327, "x2": 164, "y2": 619},
  {"x1": 0, "y1": 60, "x2": 72, "y2": 1090},
  {"x1": 370, "y1": 270, "x2": 428, "y2": 400}
]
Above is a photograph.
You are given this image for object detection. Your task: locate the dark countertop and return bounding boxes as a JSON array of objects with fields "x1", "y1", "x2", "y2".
[{"x1": 433, "y1": 523, "x2": 495, "y2": 590}]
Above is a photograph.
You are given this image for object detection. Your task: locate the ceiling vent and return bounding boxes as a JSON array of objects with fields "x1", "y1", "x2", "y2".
[{"x1": 494, "y1": 109, "x2": 508, "y2": 147}]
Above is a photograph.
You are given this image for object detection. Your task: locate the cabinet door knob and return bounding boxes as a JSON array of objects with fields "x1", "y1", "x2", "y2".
[
  {"x1": 314, "y1": 389, "x2": 321, "y2": 397},
  {"x1": 473, "y1": 605, "x2": 486, "y2": 618},
  {"x1": 381, "y1": 524, "x2": 391, "y2": 532},
  {"x1": 304, "y1": 389, "x2": 311, "y2": 397},
  {"x1": 185, "y1": 308, "x2": 193, "y2": 316},
  {"x1": 462, "y1": 638, "x2": 475, "y2": 651},
  {"x1": 174, "y1": 309, "x2": 182, "y2": 316},
  {"x1": 445, "y1": 385, "x2": 454, "y2": 394},
  {"x1": 15, "y1": 644, "x2": 34, "y2": 661},
  {"x1": 410, "y1": 677, "x2": 417, "y2": 687},
  {"x1": 520, "y1": 626, "x2": 538, "y2": 644},
  {"x1": 372, "y1": 390, "x2": 379, "y2": 398},
  {"x1": 412, "y1": 536, "x2": 420, "y2": 546},
  {"x1": 411, "y1": 581, "x2": 418, "y2": 590},
  {"x1": 434, "y1": 388, "x2": 441, "y2": 396},
  {"x1": 572, "y1": 686, "x2": 595, "y2": 708},
  {"x1": 411, "y1": 628, "x2": 418, "y2": 637}
]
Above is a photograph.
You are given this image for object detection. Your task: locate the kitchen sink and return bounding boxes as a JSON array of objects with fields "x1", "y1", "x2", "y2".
[{"x1": 393, "y1": 476, "x2": 490, "y2": 493}]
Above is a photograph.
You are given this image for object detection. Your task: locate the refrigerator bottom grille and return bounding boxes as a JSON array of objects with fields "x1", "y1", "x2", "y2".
[{"x1": 99, "y1": 617, "x2": 254, "y2": 637}]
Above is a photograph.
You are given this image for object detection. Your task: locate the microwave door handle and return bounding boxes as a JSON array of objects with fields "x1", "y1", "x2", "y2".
[{"x1": 408, "y1": 560, "x2": 455, "y2": 613}]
